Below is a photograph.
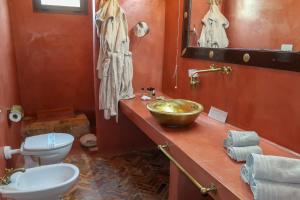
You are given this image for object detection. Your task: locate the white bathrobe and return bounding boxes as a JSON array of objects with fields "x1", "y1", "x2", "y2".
[
  {"x1": 198, "y1": 4, "x2": 229, "y2": 48},
  {"x1": 96, "y1": 0, "x2": 135, "y2": 120}
]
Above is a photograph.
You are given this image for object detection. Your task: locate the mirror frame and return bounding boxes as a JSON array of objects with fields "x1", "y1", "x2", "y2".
[{"x1": 182, "y1": 0, "x2": 300, "y2": 72}]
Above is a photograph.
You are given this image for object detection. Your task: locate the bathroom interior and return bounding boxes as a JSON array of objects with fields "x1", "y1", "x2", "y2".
[{"x1": 1, "y1": 0, "x2": 300, "y2": 199}]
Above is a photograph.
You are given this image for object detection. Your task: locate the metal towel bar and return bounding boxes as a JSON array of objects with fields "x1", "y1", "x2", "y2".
[{"x1": 158, "y1": 144, "x2": 217, "y2": 195}]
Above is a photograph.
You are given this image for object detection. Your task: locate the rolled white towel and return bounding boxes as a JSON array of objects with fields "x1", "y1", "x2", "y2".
[
  {"x1": 241, "y1": 164, "x2": 251, "y2": 184},
  {"x1": 250, "y1": 179, "x2": 300, "y2": 200},
  {"x1": 227, "y1": 146, "x2": 262, "y2": 162},
  {"x1": 224, "y1": 130, "x2": 260, "y2": 148},
  {"x1": 246, "y1": 154, "x2": 300, "y2": 184}
]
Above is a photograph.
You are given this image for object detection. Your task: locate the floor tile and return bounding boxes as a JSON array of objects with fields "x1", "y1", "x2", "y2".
[{"x1": 64, "y1": 149, "x2": 169, "y2": 200}]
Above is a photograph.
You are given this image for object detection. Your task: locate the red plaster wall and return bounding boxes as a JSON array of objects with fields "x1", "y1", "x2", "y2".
[
  {"x1": 8, "y1": 0, "x2": 95, "y2": 118},
  {"x1": 0, "y1": 0, "x2": 21, "y2": 176},
  {"x1": 94, "y1": 0, "x2": 165, "y2": 155},
  {"x1": 225, "y1": 0, "x2": 300, "y2": 51},
  {"x1": 190, "y1": 0, "x2": 300, "y2": 50},
  {"x1": 163, "y1": 0, "x2": 300, "y2": 153},
  {"x1": 120, "y1": 0, "x2": 165, "y2": 91}
]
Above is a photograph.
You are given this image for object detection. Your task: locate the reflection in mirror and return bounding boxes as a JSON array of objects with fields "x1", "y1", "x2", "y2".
[{"x1": 189, "y1": 0, "x2": 300, "y2": 52}]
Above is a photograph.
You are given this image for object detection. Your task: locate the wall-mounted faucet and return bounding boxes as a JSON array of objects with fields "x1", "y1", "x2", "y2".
[
  {"x1": 0, "y1": 168, "x2": 26, "y2": 185},
  {"x1": 189, "y1": 64, "x2": 232, "y2": 86}
]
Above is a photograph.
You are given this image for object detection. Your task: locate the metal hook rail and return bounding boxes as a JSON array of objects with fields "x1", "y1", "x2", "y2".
[{"x1": 158, "y1": 144, "x2": 217, "y2": 196}]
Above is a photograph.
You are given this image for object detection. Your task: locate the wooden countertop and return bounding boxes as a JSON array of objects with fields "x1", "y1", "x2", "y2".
[{"x1": 120, "y1": 95, "x2": 300, "y2": 200}]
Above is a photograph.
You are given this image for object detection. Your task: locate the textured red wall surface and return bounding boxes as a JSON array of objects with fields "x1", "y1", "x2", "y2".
[
  {"x1": 0, "y1": 0, "x2": 21, "y2": 176},
  {"x1": 163, "y1": 0, "x2": 300, "y2": 153},
  {"x1": 120, "y1": 0, "x2": 165, "y2": 91},
  {"x1": 9, "y1": 0, "x2": 95, "y2": 118},
  {"x1": 225, "y1": 0, "x2": 300, "y2": 50},
  {"x1": 190, "y1": 0, "x2": 300, "y2": 51},
  {"x1": 94, "y1": 0, "x2": 165, "y2": 155}
]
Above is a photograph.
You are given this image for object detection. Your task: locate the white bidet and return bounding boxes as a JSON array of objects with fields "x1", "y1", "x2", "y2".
[{"x1": 0, "y1": 163, "x2": 79, "y2": 200}]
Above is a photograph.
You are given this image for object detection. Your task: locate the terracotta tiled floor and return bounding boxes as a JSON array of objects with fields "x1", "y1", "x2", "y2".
[{"x1": 63, "y1": 145, "x2": 169, "y2": 200}]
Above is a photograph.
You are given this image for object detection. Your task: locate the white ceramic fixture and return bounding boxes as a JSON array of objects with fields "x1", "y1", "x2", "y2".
[
  {"x1": 4, "y1": 133, "x2": 74, "y2": 168},
  {"x1": 0, "y1": 163, "x2": 79, "y2": 200}
]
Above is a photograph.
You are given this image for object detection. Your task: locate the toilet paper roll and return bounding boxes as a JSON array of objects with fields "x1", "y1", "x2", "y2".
[{"x1": 9, "y1": 105, "x2": 24, "y2": 123}]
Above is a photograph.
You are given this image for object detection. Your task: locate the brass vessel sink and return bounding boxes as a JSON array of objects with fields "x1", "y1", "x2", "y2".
[{"x1": 147, "y1": 99, "x2": 204, "y2": 127}]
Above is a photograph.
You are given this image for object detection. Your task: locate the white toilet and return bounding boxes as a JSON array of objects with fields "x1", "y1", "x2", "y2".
[{"x1": 4, "y1": 133, "x2": 74, "y2": 168}]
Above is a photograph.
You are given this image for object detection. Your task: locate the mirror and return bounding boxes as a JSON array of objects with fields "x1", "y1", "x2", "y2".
[{"x1": 182, "y1": 0, "x2": 300, "y2": 71}]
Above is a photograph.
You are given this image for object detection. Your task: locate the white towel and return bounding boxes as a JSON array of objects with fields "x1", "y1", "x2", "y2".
[
  {"x1": 241, "y1": 154, "x2": 300, "y2": 200},
  {"x1": 250, "y1": 179, "x2": 300, "y2": 200},
  {"x1": 96, "y1": 0, "x2": 135, "y2": 121},
  {"x1": 224, "y1": 130, "x2": 260, "y2": 148},
  {"x1": 227, "y1": 146, "x2": 262, "y2": 162},
  {"x1": 247, "y1": 154, "x2": 300, "y2": 184},
  {"x1": 241, "y1": 164, "x2": 251, "y2": 184}
]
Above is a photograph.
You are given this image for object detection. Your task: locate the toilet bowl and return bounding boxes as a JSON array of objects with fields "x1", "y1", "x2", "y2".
[
  {"x1": 4, "y1": 133, "x2": 74, "y2": 168},
  {"x1": 22, "y1": 133, "x2": 74, "y2": 167}
]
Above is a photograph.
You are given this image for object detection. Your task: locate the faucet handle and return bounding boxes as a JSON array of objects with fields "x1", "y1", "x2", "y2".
[
  {"x1": 210, "y1": 64, "x2": 217, "y2": 69},
  {"x1": 222, "y1": 66, "x2": 232, "y2": 75},
  {"x1": 190, "y1": 76, "x2": 199, "y2": 87},
  {"x1": 8, "y1": 168, "x2": 26, "y2": 175},
  {"x1": 4, "y1": 168, "x2": 13, "y2": 174},
  {"x1": 0, "y1": 168, "x2": 25, "y2": 185},
  {"x1": 4, "y1": 168, "x2": 17, "y2": 175}
]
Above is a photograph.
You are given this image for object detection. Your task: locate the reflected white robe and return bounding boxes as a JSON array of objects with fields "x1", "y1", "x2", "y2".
[{"x1": 198, "y1": 5, "x2": 229, "y2": 48}]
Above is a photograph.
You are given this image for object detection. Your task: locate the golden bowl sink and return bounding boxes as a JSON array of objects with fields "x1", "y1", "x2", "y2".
[{"x1": 147, "y1": 99, "x2": 204, "y2": 127}]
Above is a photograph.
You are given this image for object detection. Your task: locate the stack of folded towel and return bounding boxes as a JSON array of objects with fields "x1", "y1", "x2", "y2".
[
  {"x1": 241, "y1": 153, "x2": 300, "y2": 200},
  {"x1": 224, "y1": 130, "x2": 262, "y2": 162}
]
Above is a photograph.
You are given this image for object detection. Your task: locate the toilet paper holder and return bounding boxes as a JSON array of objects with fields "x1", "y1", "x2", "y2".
[
  {"x1": 9, "y1": 105, "x2": 24, "y2": 123},
  {"x1": 0, "y1": 105, "x2": 24, "y2": 125}
]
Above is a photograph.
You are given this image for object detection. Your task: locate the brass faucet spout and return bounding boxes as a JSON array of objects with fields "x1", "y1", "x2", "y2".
[
  {"x1": 190, "y1": 65, "x2": 232, "y2": 86},
  {"x1": 0, "y1": 168, "x2": 26, "y2": 185}
]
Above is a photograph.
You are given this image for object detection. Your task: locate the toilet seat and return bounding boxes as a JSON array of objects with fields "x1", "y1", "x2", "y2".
[{"x1": 22, "y1": 133, "x2": 74, "y2": 154}]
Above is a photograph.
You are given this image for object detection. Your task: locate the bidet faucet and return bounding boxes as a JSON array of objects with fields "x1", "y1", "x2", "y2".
[{"x1": 0, "y1": 168, "x2": 26, "y2": 185}]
